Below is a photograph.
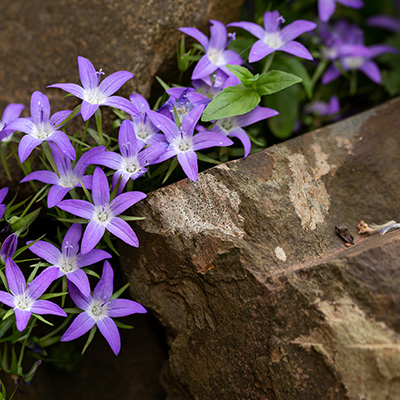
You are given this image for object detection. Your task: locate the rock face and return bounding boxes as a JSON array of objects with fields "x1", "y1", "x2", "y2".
[
  {"x1": 120, "y1": 97, "x2": 400, "y2": 399},
  {"x1": 0, "y1": 0, "x2": 243, "y2": 110}
]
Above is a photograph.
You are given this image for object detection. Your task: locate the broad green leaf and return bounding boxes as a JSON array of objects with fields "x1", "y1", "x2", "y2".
[
  {"x1": 256, "y1": 70, "x2": 302, "y2": 96},
  {"x1": 226, "y1": 65, "x2": 254, "y2": 81},
  {"x1": 202, "y1": 84, "x2": 260, "y2": 121}
]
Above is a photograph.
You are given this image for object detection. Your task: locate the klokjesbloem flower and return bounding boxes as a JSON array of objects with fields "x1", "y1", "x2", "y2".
[
  {"x1": 0, "y1": 103, "x2": 25, "y2": 143},
  {"x1": 21, "y1": 142, "x2": 105, "y2": 207},
  {"x1": 0, "y1": 258, "x2": 66, "y2": 331},
  {"x1": 0, "y1": 187, "x2": 8, "y2": 220},
  {"x1": 0, "y1": 233, "x2": 17, "y2": 264},
  {"x1": 7, "y1": 91, "x2": 75, "y2": 163},
  {"x1": 28, "y1": 224, "x2": 111, "y2": 297},
  {"x1": 229, "y1": 11, "x2": 316, "y2": 62},
  {"x1": 48, "y1": 56, "x2": 138, "y2": 121},
  {"x1": 318, "y1": 0, "x2": 364, "y2": 22},
  {"x1": 57, "y1": 167, "x2": 146, "y2": 254},
  {"x1": 61, "y1": 261, "x2": 147, "y2": 355}
]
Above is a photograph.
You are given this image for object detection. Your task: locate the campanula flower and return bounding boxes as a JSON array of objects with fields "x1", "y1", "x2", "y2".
[
  {"x1": 20, "y1": 142, "x2": 105, "y2": 207},
  {"x1": 6, "y1": 91, "x2": 75, "y2": 163},
  {"x1": 28, "y1": 224, "x2": 111, "y2": 297},
  {"x1": 0, "y1": 103, "x2": 25, "y2": 143},
  {"x1": 0, "y1": 233, "x2": 17, "y2": 264},
  {"x1": 0, "y1": 187, "x2": 8, "y2": 220},
  {"x1": 48, "y1": 56, "x2": 138, "y2": 121},
  {"x1": 229, "y1": 11, "x2": 316, "y2": 62},
  {"x1": 57, "y1": 167, "x2": 146, "y2": 254},
  {"x1": 0, "y1": 258, "x2": 66, "y2": 331},
  {"x1": 179, "y1": 20, "x2": 242, "y2": 81},
  {"x1": 61, "y1": 261, "x2": 146, "y2": 355},
  {"x1": 304, "y1": 96, "x2": 340, "y2": 117},
  {"x1": 147, "y1": 105, "x2": 233, "y2": 181},
  {"x1": 318, "y1": 0, "x2": 364, "y2": 22},
  {"x1": 87, "y1": 120, "x2": 165, "y2": 194}
]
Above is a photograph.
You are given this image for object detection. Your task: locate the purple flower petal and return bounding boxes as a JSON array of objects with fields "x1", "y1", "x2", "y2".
[
  {"x1": 319, "y1": 0, "x2": 336, "y2": 22},
  {"x1": 0, "y1": 291, "x2": 15, "y2": 308},
  {"x1": 61, "y1": 312, "x2": 95, "y2": 342},
  {"x1": 209, "y1": 20, "x2": 227, "y2": 50},
  {"x1": 97, "y1": 317, "x2": 121, "y2": 355},
  {"x1": 5, "y1": 258, "x2": 26, "y2": 296},
  {"x1": 5, "y1": 118, "x2": 35, "y2": 136},
  {"x1": 182, "y1": 105, "x2": 205, "y2": 137},
  {"x1": 109, "y1": 192, "x2": 147, "y2": 216},
  {"x1": 18, "y1": 135, "x2": 43, "y2": 163},
  {"x1": 20, "y1": 170, "x2": 59, "y2": 185},
  {"x1": 228, "y1": 128, "x2": 252, "y2": 158},
  {"x1": 47, "y1": 83, "x2": 85, "y2": 100},
  {"x1": 235, "y1": 107, "x2": 279, "y2": 127},
  {"x1": 221, "y1": 50, "x2": 242, "y2": 65},
  {"x1": 57, "y1": 199, "x2": 95, "y2": 219},
  {"x1": 102, "y1": 96, "x2": 140, "y2": 117},
  {"x1": 30, "y1": 299, "x2": 67, "y2": 316},
  {"x1": 129, "y1": 92, "x2": 150, "y2": 113},
  {"x1": 249, "y1": 40, "x2": 275, "y2": 63},
  {"x1": 192, "y1": 132, "x2": 233, "y2": 151},
  {"x1": 263, "y1": 10, "x2": 283, "y2": 33},
  {"x1": 137, "y1": 142, "x2": 166, "y2": 166},
  {"x1": 49, "y1": 110, "x2": 72, "y2": 127},
  {"x1": 106, "y1": 217, "x2": 139, "y2": 247},
  {"x1": 359, "y1": 60, "x2": 381, "y2": 83},
  {"x1": 48, "y1": 131, "x2": 76, "y2": 160},
  {"x1": 15, "y1": 309, "x2": 31, "y2": 332},
  {"x1": 48, "y1": 186, "x2": 70, "y2": 208},
  {"x1": 66, "y1": 269, "x2": 91, "y2": 297},
  {"x1": 78, "y1": 56, "x2": 98, "y2": 90},
  {"x1": 108, "y1": 298, "x2": 147, "y2": 317},
  {"x1": 2, "y1": 104, "x2": 25, "y2": 124},
  {"x1": 179, "y1": 27, "x2": 209, "y2": 50},
  {"x1": 147, "y1": 110, "x2": 179, "y2": 143},
  {"x1": 369, "y1": 44, "x2": 399, "y2": 58},
  {"x1": 81, "y1": 101, "x2": 99, "y2": 121},
  {"x1": 367, "y1": 15, "x2": 400, "y2": 32},
  {"x1": 92, "y1": 167, "x2": 110, "y2": 206},
  {"x1": 99, "y1": 71, "x2": 133, "y2": 97},
  {"x1": 30, "y1": 91, "x2": 51, "y2": 126},
  {"x1": 192, "y1": 54, "x2": 218, "y2": 80},
  {"x1": 155, "y1": 146, "x2": 178, "y2": 163},
  {"x1": 322, "y1": 64, "x2": 341, "y2": 84},
  {"x1": 76, "y1": 249, "x2": 111, "y2": 268},
  {"x1": 68, "y1": 281, "x2": 92, "y2": 310},
  {"x1": 177, "y1": 151, "x2": 198, "y2": 181},
  {"x1": 0, "y1": 188, "x2": 8, "y2": 203},
  {"x1": 336, "y1": 0, "x2": 363, "y2": 8},
  {"x1": 280, "y1": 20, "x2": 316, "y2": 43},
  {"x1": 88, "y1": 151, "x2": 122, "y2": 170},
  {"x1": 73, "y1": 146, "x2": 106, "y2": 177},
  {"x1": 81, "y1": 221, "x2": 105, "y2": 254},
  {"x1": 279, "y1": 41, "x2": 313, "y2": 60},
  {"x1": 118, "y1": 120, "x2": 139, "y2": 158},
  {"x1": 28, "y1": 268, "x2": 59, "y2": 300},
  {"x1": 228, "y1": 22, "x2": 265, "y2": 40},
  {"x1": 0, "y1": 234, "x2": 17, "y2": 263},
  {"x1": 62, "y1": 223, "x2": 82, "y2": 253},
  {"x1": 93, "y1": 261, "x2": 113, "y2": 301},
  {"x1": 29, "y1": 241, "x2": 60, "y2": 265}
]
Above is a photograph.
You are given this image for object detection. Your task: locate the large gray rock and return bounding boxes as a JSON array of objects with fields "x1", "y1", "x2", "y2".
[{"x1": 121, "y1": 97, "x2": 400, "y2": 399}]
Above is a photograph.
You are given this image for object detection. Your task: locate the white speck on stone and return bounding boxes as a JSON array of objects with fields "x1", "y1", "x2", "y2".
[
  {"x1": 275, "y1": 246, "x2": 286, "y2": 261},
  {"x1": 312, "y1": 143, "x2": 335, "y2": 179}
]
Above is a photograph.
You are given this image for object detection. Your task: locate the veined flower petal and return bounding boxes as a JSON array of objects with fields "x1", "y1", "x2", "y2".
[
  {"x1": 18, "y1": 135, "x2": 43, "y2": 163},
  {"x1": 81, "y1": 101, "x2": 100, "y2": 121},
  {"x1": 5, "y1": 258, "x2": 26, "y2": 296},
  {"x1": 48, "y1": 186, "x2": 70, "y2": 208},
  {"x1": 108, "y1": 298, "x2": 147, "y2": 317},
  {"x1": 177, "y1": 151, "x2": 198, "y2": 181},
  {"x1": 0, "y1": 291, "x2": 15, "y2": 308},
  {"x1": 99, "y1": 71, "x2": 133, "y2": 97},
  {"x1": 97, "y1": 317, "x2": 121, "y2": 355},
  {"x1": 48, "y1": 131, "x2": 76, "y2": 160},
  {"x1": 279, "y1": 40, "x2": 313, "y2": 60},
  {"x1": 61, "y1": 312, "x2": 95, "y2": 342},
  {"x1": 76, "y1": 249, "x2": 111, "y2": 268},
  {"x1": 106, "y1": 217, "x2": 139, "y2": 247},
  {"x1": 27, "y1": 268, "x2": 59, "y2": 300},
  {"x1": 93, "y1": 261, "x2": 113, "y2": 302},
  {"x1": 81, "y1": 221, "x2": 106, "y2": 254},
  {"x1": 209, "y1": 20, "x2": 227, "y2": 50},
  {"x1": 15, "y1": 309, "x2": 32, "y2": 332},
  {"x1": 66, "y1": 269, "x2": 91, "y2": 298},
  {"x1": 20, "y1": 170, "x2": 59, "y2": 185},
  {"x1": 68, "y1": 280, "x2": 92, "y2": 310},
  {"x1": 57, "y1": 199, "x2": 95, "y2": 219},
  {"x1": 228, "y1": 21, "x2": 265, "y2": 40},
  {"x1": 179, "y1": 27, "x2": 209, "y2": 50},
  {"x1": 30, "y1": 91, "x2": 51, "y2": 126},
  {"x1": 78, "y1": 56, "x2": 98, "y2": 90},
  {"x1": 30, "y1": 300, "x2": 67, "y2": 316},
  {"x1": 29, "y1": 241, "x2": 61, "y2": 265},
  {"x1": 92, "y1": 167, "x2": 110, "y2": 206},
  {"x1": 47, "y1": 83, "x2": 85, "y2": 100},
  {"x1": 109, "y1": 191, "x2": 147, "y2": 216}
]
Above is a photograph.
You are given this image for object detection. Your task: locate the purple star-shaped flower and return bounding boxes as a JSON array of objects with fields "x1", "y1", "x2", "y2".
[
  {"x1": 128, "y1": 93, "x2": 166, "y2": 147},
  {"x1": 48, "y1": 56, "x2": 138, "y2": 121},
  {"x1": 318, "y1": 0, "x2": 364, "y2": 22},
  {"x1": 148, "y1": 105, "x2": 233, "y2": 181},
  {"x1": 20, "y1": 142, "x2": 105, "y2": 208},
  {"x1": 229, "y1": 11, "x2": 316, "y2": 62},
  {"x1": 61, "y1": 261, "x2": 146, "y2": 355},
  {"x1": 304, "y1": 95, "x2": 340, "y2": 117},
  {"x1": 0, "y1": 233, "x2": 17, "y2": 264},
  {"x1": 57, "y1": 167, "x2": 146, "y2": 254},
  {"x1": 28, "y1": 224, "x2": 111, "y2": 297},
  {"x1": 87, "y1": 120, "x2": 165, "y2": 194},
  {"x1": 7, "y1": 91, "x2": 75, "y2": 163},
  {"x1": 204, "y1": 106, "x2": 279, "y2": 158},
  {"x1": 0, "y1": 258, "x2": 66, "y2": 331},
  {"x1": 179, "y1": 20, "x2": 242, "y2": 81},
  {"x1": 0, "y1": 187, "x2": 8, "y2": 220},
  {"x1": 0, "y1": 103, "x2": 25, "y2": 142}
]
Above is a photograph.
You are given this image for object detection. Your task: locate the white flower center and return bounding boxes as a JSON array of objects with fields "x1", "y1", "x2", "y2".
[
  {"x1": 93, "y1": 204, "x2": 113, "y2": 226},
  {"x1": 58, "y1": 254, "x2": 77, "y2": 274},
  {"x1": 83, "y1": 87, "x2": 108, "y2": 105},
  {"x1": 59, "y1": 172, "x2": 79, "y2": 188},
  {"x1": 32, "y1": 122, "x2": 54, "y2": 140},
  {"x1": 14, "y1": 292, "x2": 33, "y2": 311},
  {"x1": 174, "y1": 134, "x2": 193, "y2": 153},
  {"x1": 88, "y1": 299, "x2": 109, "y2": 322},
  {"x1": 342, "y1": 56, "x2": 365, "y2": 70},
  {"x1": 218, "y1": 117, "x2": 237, "y2": 134},
  {"x1": 207, "y1": 48, "x2": 226, "y2": 66},
  {"x1": 264, "y1": 32, "x2": 284, "y2": 49}
]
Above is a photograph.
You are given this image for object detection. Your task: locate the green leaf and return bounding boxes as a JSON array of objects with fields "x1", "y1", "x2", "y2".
[
  {"x1": 201, "y1": 84, "x2": 260, "y2": 121},
  {"x1": 162, "y1": 157, "x2": 179, "y2": 184},
  {"x1": 225, "y1": 65, "x2": 254, "y2": 81},
  {"x1": 33, "y1": 314, "x2": 54, "y2": 326},
  {"x1": 82, "y1": 268, "x2": 100, "y2": 279},
  {"x1": 196, "y1": 152, "x2": 222, "y2": 165},
  {"x1": 2, "y1": 309, "x2": 14, "y2": 321},
  {"x1": 40, "y1": 292, "x2": 69, "y2": 300},
  {"x1": 114, "y1": 321, "x2": 133, "y2": 330},
  {"x1": 54, "y1": 104, "x2": 81, "y2": 128},
  {"x1": 119, "y1": 215, "x2": 146, "y2": 221},
  {"x1": 81, "y1": 325, "x2": 97, "y2": 355},
  {"x1": 110, "y1": 283, "x2": 130, "y2": 301},
  {"x1": 9, "y1": 208, "x2": 41, "y2": 236},
  {"x1": 272, "y1": 56, "x2": 313, "y2": 99},
  {"x1": 256, "y1": 70, "x2": 302, "y2": 96},
  {"x1": 155, "y1": 76, "x2": 170, "y2": 91},
  {"x1": 63, "y1": 307, "x2": 83, "y2": 314},
  {"x1": 0, "y1": 319, "x2": 13, "y2": 340}
]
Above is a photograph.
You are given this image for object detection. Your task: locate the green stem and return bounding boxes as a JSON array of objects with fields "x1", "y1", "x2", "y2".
[
  {"x1": 95, "y1": 108, "x2": 104, "y2": 146},
  {"x1": 262, "y1": 52, "x2": 275, "y2": 74},
  {"x1": 311, "y1": 59, "x2": 328, "y2": 90},
  {"x1": 17, "y1": 321, "x2": 35, "y2": 366},
  {"x1": 81, "y1": 119, "x2": 90, "y2": 146},
  {"x1": 19, "y1": 184, "x2": 48, "y2": 218},
  {"x1": 349, "y1": 70, "x2": 357, "y2": 96},
  {"x1": 0, "y1": 143, "x2": 12, "y2": 181}
]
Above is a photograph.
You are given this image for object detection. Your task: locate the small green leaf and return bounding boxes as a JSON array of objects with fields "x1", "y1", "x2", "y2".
[
  {"x1": 114, "y1": 321, "x2": 134, "y2": 330},
  {"x1": 2, "y1": 309, "x2": 14, "y2": 321},
  {"x1": 40, "y1": 292, "x2": 69, "y2": 300},
  {"x1": 202, "y1": 84, "x2": 260, "y2": 121},
  {"x1": 81, "y1": 325, "x2": 97, "y2": 355},
  {"x1": 9, "y1": 208, "x2": 41, "y2": 236},
  {"x1": 225, "y1": 65, "x2": 254, "y2": 81},
  {"x1": 63, "y1": 307, "x2": 83, "y2": 314},
  {"x1": 256, "y1": 70, "x2": 302, "y2": 96},
  {"x1": 162, "y1": 157, "x2": 179, "y2": 184},
  {"x1": 119, "y1": 215, "x2": 146, "y2": 221},
  {"x1": 110, "y1": 283, "x2": 130, "y2": 300},
  {"x1": 54, "y1": 104, "x2": 81, "y2": 128},
  {"x1": 196, "y1": 152, "x2": 222, "y2": 165},
  {"x1": 33, "y1": 314, "x2": 54, "y2": 326}
]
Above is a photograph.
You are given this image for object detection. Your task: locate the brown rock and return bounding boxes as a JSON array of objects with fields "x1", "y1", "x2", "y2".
[
  {"x1": 0, "y1": 0, "x2": 244, "y2": 112},
  {"x1": 120, "y1": 97, "x2": 400, "y2": 399}
]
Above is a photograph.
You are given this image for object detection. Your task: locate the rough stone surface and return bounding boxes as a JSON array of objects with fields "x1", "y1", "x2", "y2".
[
  {"x1": 120, "y1": 97, "x2": 400, "y2": 399},
  {"x1": 0, "y1": 0, "x2": 243, "y2": 112}
]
